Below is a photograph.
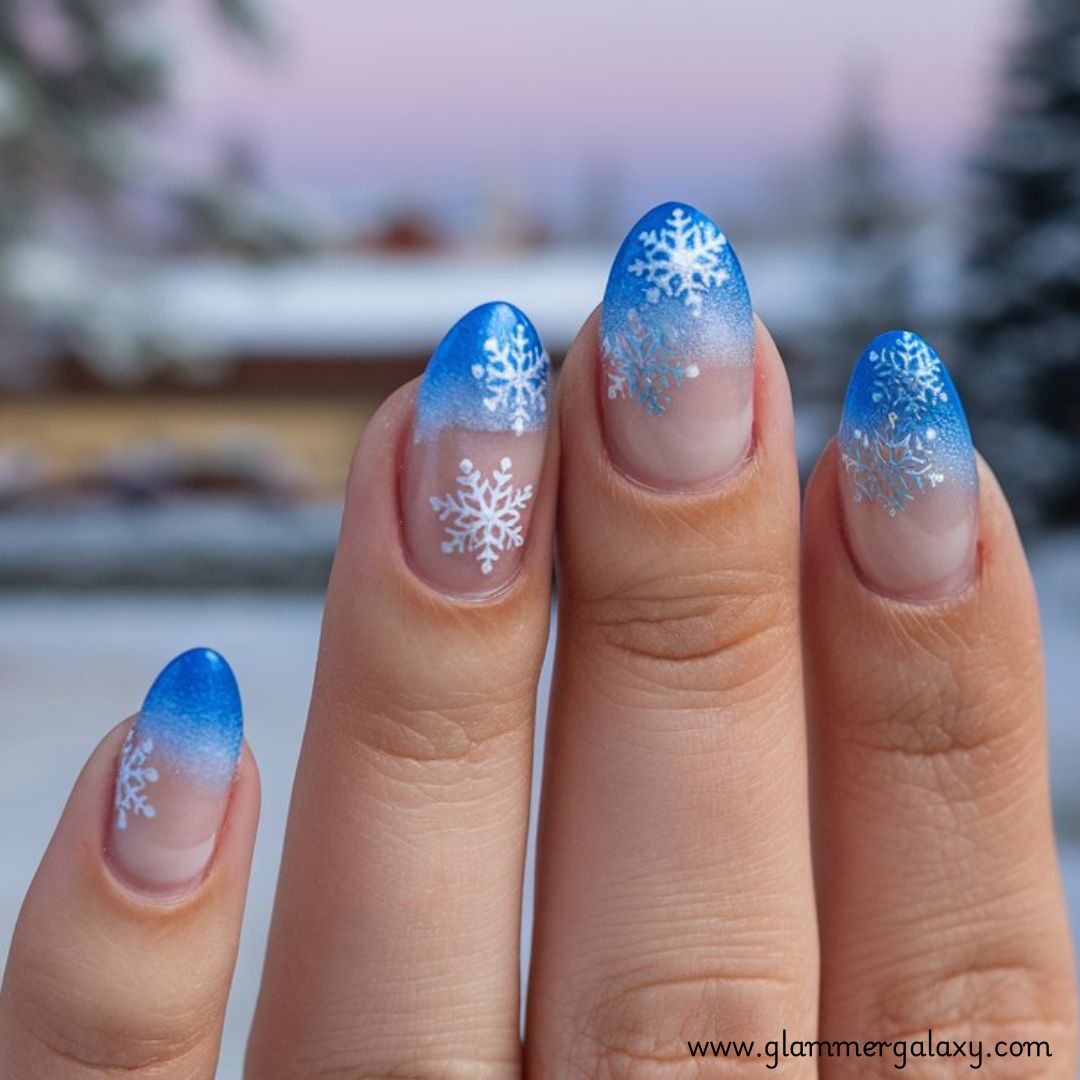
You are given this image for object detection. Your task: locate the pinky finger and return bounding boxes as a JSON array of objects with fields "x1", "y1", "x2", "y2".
[{"x1": 0, "y1": 648, "x2": 259, "y2": 1079}]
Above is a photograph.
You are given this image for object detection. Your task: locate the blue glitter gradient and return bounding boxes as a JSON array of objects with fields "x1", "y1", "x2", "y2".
[
  {"x1": 135, "y1": 648, "x2": 243, "y2": 784},
  {"x1": 601, "y1": 202, "x2": 754, "y2": 395},
  {"x1": 414, "y1": 301, "x2": 548, "y2": 441},
  {"x1": 839, "y1": 330, "x2": 977, "y2": 515}
]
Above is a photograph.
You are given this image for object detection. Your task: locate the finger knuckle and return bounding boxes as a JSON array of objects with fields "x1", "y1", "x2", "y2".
[
  {"x1": 844, "y1": 663, "x2": 1022, "y2": 785},
  {"x1": 9, "y1": 966, "x2": 216, "y2": 1073},
  {"x1": 580, "y1": 564, "x2": 797, "y2": 695},
  {"x1": 299, "y1": 1061, "x2": 514, "y2": 1080},
  {"x1": 339, "y1": 675, "x2": 534, "y2": 770},
  {"x1": 868, "y1": 961, "x2": 1075, "y2": 1078},
  {"x1": 570, "y1": 971, "x2": 808, "y2": 1080},
  {"x1": 843, "y1": 614, "x2": 1038, "y2": 760},
  {"x1": 319, "y1": 599, "x2": 542, "y2": 767}
]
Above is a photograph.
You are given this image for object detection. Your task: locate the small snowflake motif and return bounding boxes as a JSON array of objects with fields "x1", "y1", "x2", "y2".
[
  {"x1": 114, "y1": 728, "x2": 159, "y2": 830},
  {"x1": 628, "y1": 206, "x2": 730, "y2": 315},
  {"x1": 429, "y1": 457, "x2": 534, "y2": 574},
  {"x1": 471, "y1": 322, "x2": 549, "y2": 436},
  {"x1": 869, "y1": 331, "x2": 949, "y2": 421},
  {"x1": 603, "y1": 308, "x2": 699, "y2": 416},
  {"x1": 842, "y1": 414, "x2": 945, "y2": 516}
]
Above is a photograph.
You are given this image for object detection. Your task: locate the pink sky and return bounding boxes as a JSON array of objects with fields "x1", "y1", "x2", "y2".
[{"x1": 164, "y1": 0, "x2": 1022, "y2": 219}]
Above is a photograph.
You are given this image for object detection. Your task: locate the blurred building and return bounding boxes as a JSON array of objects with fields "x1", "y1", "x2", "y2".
[{"x1": 0, "y1": 216, "x2": 965, "y2": 586}]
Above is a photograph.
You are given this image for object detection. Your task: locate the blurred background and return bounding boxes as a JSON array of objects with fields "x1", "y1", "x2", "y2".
[{"x1": 0, "y1": 0, "x2": 1077, "y2": 1071}]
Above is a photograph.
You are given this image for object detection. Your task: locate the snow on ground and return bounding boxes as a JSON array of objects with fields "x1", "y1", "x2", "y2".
[{"x1": 0, "y1": 533, "x2": 1077, "y2": 1074}]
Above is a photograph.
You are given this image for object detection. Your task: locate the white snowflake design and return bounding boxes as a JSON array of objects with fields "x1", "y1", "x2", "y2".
[
  {"x1": 603, "y1": 307, "x2": 699, "y2": 416},
  {"x1": 429, "y1": 457, "x2": 534, "y2": 574},
  {"x1": 842, "y1": 416, "x2": 945, "y2": 516},
  {"x1": 114, "y1": 728, "x2": 159, "y2": 830},
  {"x1": 843, "y1": 335, "x2": 950, "y2": 515},
  {"x1": 471, "y1": 322, "x2": 549, "y2": 436},
  {"x1": 628, "y1": 206, "x2": 730, "y2": 315},
  {"x1": 868, "y1": 331, "x2": 949, "y2": 421}
]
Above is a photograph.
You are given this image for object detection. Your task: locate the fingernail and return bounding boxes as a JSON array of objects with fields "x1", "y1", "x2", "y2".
[
  {"x1": 838, "y1": 330, "x2": 979, "y2": 600},
  {"x1": 108, "y1": 648, "x2": 242, "y2": 894},
  {"x1": 600, "y1": 201, "x2": 755, "y2": 489},
  {"x1": 402, "y1": 301, "x2": 549, "y2": 596}
]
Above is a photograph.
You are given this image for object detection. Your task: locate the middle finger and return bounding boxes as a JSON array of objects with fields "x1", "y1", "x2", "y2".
[{"x1": 528, "y1": 203, "x2": 818, "y2": 1076}]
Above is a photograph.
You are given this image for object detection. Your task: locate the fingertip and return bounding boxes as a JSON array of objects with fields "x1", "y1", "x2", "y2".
[
  {"x1": 213, "y1": 740, "x2": 261, "y2": 891},
  {"x1": 971, "y1": 451, "x2": 1033, "y2": 587},
  {"x1": 801, "y1": 438, "x2": 844, "y2": 576},
  {"x1": 337, "y1": 342, "x2": 557, "y2": 614},
  {"x1": 558, "y1": 306, "x2": 798, "y2": 502},
  {"x1": 803, "y1": 436, "x2": 1037, "y2": 623},
  {"x1": 343, "y1": 377, "x2": 419, "y2": 508},
  {"x1": 1, "y1": 707, "x2": 259, "y2": 1075}
]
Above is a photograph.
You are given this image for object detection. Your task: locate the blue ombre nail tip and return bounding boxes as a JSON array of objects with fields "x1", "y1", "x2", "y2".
[
  {"x1": 413, "y1": 301, "x2": 550, "y2": 442},
  {"x1": 839, "y1": 330, "x2": 977, "y2": 517},
  {"x1": 600, "y1": 201, "x2": 753, "y2": 415},
  {"x1": 135, "y1": 647, "x2": 243, "y2": 784}
]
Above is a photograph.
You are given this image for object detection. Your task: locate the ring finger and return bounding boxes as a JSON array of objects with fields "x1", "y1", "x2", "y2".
[{"x1": 804, "y1": 332, "x2": 1077, "y2": 1076}]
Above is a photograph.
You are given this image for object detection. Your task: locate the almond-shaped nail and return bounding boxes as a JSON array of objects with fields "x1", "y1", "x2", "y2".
[
  {"x1": 839, "y1": 330, "x2": 978, "y2": 600},
  {"x1": 108, "y1": 648, "x2": 242, "y2": 894},
  {"x1": 402, "y1": 301, "x2": 549, "y2": 596},
  {"x1": 600, "y1": 201, "x2": 754, "y2": 489}
]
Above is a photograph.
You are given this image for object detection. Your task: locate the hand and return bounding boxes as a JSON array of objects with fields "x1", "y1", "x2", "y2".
[{"x1": 1, "y1": 203, "x2": 1075, "y2": 1078}]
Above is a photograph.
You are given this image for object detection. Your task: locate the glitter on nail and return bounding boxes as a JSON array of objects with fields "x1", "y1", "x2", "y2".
[
  {"x1": 839, "y1": 331, "x2": 977, "y2": 517},
  {"x1": 601, "y1": 202, "x2": 753, "y2": 417}
]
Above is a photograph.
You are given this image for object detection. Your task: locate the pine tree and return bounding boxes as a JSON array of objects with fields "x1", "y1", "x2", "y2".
[
  {"x1": 962, "y1": 0, "x2": 1080, "y2": 528},
  {"x1": 0, "y1": 1, "x2": 264, "y2": 240},
  {"x1": 814, "y1": 81, "x2": 913, "y2": 406},
  {"x1": 0, "y1": 0, "x2": 276, "y2": 380}
]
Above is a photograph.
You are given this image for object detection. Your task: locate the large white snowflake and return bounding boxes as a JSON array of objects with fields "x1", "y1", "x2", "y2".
[
  {"x1": 842, "y1": 414, "x2": 945, "y2": 516},
  {"x1": 628, "y1": 206, "x2": 730, "y2": 315},
  {"x1": 114, "y1": 728, "x2": 159, "y2": 830},
  {"x1": 429, "y1": 457, "x2": 533, "y2": 574},
  {"x1": 471, "y1": 322, "x2": 549, "y2": 436},
  {"x1": 869, "y1": 331, "x2": 949, "y2": 421},
  {"x1": 603, "y1": 307, "x2": 699, "y2": 416}
]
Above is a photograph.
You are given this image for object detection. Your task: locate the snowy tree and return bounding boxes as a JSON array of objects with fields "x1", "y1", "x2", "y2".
[
  {"x1": 0, "y1": 0, "x2": 294, "y2": 380},
  {"x1": 961, "y1": 0, "x2": 1080, "y2": 527},
  {"x1": 814, "y1": 80, "x2": 914, "y2": 405},
  {"x1": 828, "y1": 85, "x2": 902, "y2": 249}
]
